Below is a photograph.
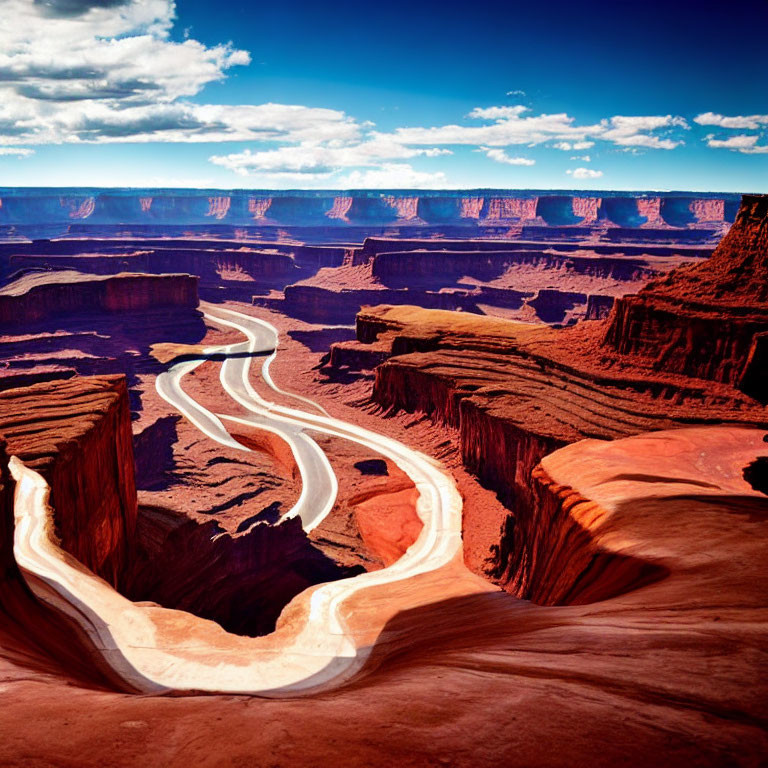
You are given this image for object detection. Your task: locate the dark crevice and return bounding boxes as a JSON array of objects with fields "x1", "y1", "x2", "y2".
[{"x1": 743, "y1": 457, "x2": 768, "y2": 496}]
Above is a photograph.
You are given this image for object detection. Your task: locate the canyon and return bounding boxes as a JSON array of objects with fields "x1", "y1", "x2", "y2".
[{"x1": 0, "y1": 189, "x2": 765, "y2": 767}]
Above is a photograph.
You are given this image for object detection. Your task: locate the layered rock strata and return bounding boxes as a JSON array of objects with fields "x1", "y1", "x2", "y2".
[
  {"x1": 0, "y1": 373, "x2": 369, "y2": 639},
  {"x1": 0, "y1": 188, "x2": 738, "y2": 241},
  {"x1": 330, "y1": 196, "x2": 768, "y2": 591},
  {"x1": 0, "y1": 269, "x2": 206, "y2": 404},
  {"x1": 1, "y1": 423, "x2": 767, "y2": 765},
  {"x1": 604, "y1": 194, "x2": 768, "y2": 396},
  {"x1": 0, "y1": 270, "x2": 198, "y2": 326},
  {"x1": 0, "y1": 376, "x2": 137, "y2": 587},
  {"x1": 263, "y1": 244, "x2": 701, "y2": 325}
]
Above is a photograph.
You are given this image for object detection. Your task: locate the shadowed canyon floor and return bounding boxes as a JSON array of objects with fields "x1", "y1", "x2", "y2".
[{"x1": 0, "y1": 193, "x2": 765, "y2": 766}]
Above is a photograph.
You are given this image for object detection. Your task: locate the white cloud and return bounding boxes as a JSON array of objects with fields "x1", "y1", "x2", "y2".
[
  {"x1": 0, "y1": 3, "x2": 722, "y2": 188},
  {"x1": 705, "y1": 133, "x2": 768, "y2": 154},
  {"x1": 506, "y1": 89, "x2": 527, "y2": 99},
  {"x1": 383, "y1": 107, "x2": 686, "y2": 153},
  {"x1": 598, "y1": 115, "x2": 688, "y2": 149},
  {"x1": 706, "y1": 134, "x2": 759, "y2": 149},
  {"x1": 0, "y1": 0, "x2": 249, "y2": 105},
  {"x1": 694, "y1": 112, "x2": 768, "y2": 130},
  {"x1": 482, "y1": 148, "x2": 535, "y2": 166},
  {"x1": 468, "y1": 105, "x2": 529, "y2": 121},
  {"x1": 0, "y1": 146, "x2": 34, "y2": 157},
  {"x1": 389, "y1": 106, "x2": 601, "y2": 148},
  {"x1": 338, "y1": 164, "x2": 448, "y2": 189},
  {"x1": 0, "y1": 0, "x2": 363, "y2": 146},
  {"x1": 567, "y1": 168, "x2": 603, "y2": 179},
  {"x1": 209, "y1": 139, "x2": 451, "y2": 177},
  {"x1": 570, "y1": 154, "x2": 591, "y2": 162},
  {"x1": 553, "y1": 140, "x2": 594, "y2": 151}
]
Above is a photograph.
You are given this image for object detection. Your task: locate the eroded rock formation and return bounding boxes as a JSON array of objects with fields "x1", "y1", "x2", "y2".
[
  {"x1": 604, "y1": 194, "x2": 768, "y2": 395},
  {"x1": 0, "y1": 376, "x2": 137, "y2": 587},
  {"x1": 330, "y1": 195, "x2": 768, "y2": 592},
  {"x1": 0, "y1": 190, "x2": 766, "y2": 766},
  {"x1": 0, "y1": 188, "x2": 738, "y2": 241},
  {"x1": 261, "y1": 240, "x2": 705, "y2": 325},
  {"x1": 0, "y1": 270, "x2": 198, "y2": 326}
]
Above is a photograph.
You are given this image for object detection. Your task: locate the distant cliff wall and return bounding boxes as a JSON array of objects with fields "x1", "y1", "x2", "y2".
[{"x1": 0, "y1": 189, "x2": 740, "y2": 240}]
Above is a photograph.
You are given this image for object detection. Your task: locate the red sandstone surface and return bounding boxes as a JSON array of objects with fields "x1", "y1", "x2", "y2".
[
  {"x1": 258, "y1": 241, "x2": 705, "y2": 326},
  {"x1": 1, "y1": 401, "x2": 766, "y2": 765},
  {"x1": 0, "y1": 195, "x2": 766, "y2": 766},
  {"x1": 324, "y1": 197, "x2": 768, "y2": 595},
  {"x1": 0, "y1": 375, "x2": 136, "y2": 587}
]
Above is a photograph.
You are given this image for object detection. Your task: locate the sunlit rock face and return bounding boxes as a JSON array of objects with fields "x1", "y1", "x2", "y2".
[{"x1": 0, "y1": 182, "x2": 766, "y2": 768}]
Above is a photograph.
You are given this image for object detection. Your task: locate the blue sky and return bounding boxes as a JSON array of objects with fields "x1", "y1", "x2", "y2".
[{"x1": 1, "y1": 0, "x2": 767, "y2": 191}]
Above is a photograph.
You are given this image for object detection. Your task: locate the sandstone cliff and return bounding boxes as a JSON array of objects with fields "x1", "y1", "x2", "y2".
[
  {"x1": 0, "y1": 188, "x2": 738, "y2": 241},
  {"x1": 0, "y1": 439, "x2": 13, "y2": 584},
  {"x1": 603, "y1": 194, "x2": 768, "y2": 396},
  {"x1": 0, "y1": 270, "x2": 198, "y2": 327},
  {"x1": 334, "y1": 192, "x2": 768, "y2": 590},
  {"x1": 0, "y1": 376, "x2": 138, "y2": 588}
]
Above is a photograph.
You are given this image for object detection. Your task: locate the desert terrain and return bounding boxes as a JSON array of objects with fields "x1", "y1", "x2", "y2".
[{"x1": 0, "y1": 189, "x2": 765, "y2": 767}]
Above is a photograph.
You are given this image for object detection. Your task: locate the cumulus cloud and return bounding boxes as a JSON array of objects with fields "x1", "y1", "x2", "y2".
[
  {"x1": 553, "y1": 141, "x2": 594, "y2": 151},
  {"x1": 0, "y1": 0, "x2": 320, "y2": 145},
  {"x1": 0, "y1": 0, "x2": 250, "y2": 108},
  {"x1": 382, "y1": 107, "x2": 687, "y2": 153},
  {"x1": 598, "y1": 115, "x2": 688, "y2": 149},
  {"x1": 0, "y1": 2, "x2": 732, "y2": 187},
  {"x1": 0, "y1": 147, "x2": 34, "y2": 157},
  {"x1": 209, "y1": 139, "x2": 450, "y2": 177},
  {"x1": 694, "y1": 112, "x2": 768, "y2": 130},
  {"x1": 390, "y1": 106, "x2": 600, "y2": 148},
  {"x1": 33, "y1": 0, "x2": 131, "y2": 18},
  {"x1": 567, "y1": 168, "x2": 603, "y2": 179},
  {"x1": 705, "y1": 133, "x2": 768, "y2": 154},
  {"x1": 481, "y1": 148, "x2": 535, "y2": 166},
  {"x1": 338, "y1": 164, "x2": 448, "y2": 189}
]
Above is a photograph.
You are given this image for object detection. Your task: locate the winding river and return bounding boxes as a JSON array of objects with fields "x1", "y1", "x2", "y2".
[{"x1": 10, "y1": 303, "x2": 464, "y2": 696}]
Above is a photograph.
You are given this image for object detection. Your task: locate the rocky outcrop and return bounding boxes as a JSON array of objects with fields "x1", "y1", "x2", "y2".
[
  {"x1": 354, "y1": 236, "x2": 714, "y2": 263},
  {"x1": 370, "y1": 248, "x2": 670, "y2": 284},
  {"x1": 0, "y1": 376, "x2": 137, "y2": 588},
  {"x1": 603, "y1": 194, "x2": 768, "y2": 393},
  {"x1": 0, "y1": 269, "x2": 206, "y2": 407},
  {"x1": 585, "y1": 293, "x2": 614, "y2": 319},
  {"x1": 2, "y1": 419, "x2": 768, "y2": 766},
  {"x1": 0, "y1": 271, "x2": 198, "y2": 327},
  {"x1": 268, "y1": 284, "x2": 484, "y2": 324},
  {"x1": 512, "y1": 426, "x2": 767, "y2": 607},
  {"x1": 0, "y1": 375, "x2": 366, "y2": 640},
  {"x1": 341, "y1": 293, "x2": 767, "y2": 590},
  {"x1": 266, "y1": 234, "x2": 706, "y2": 326}
]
